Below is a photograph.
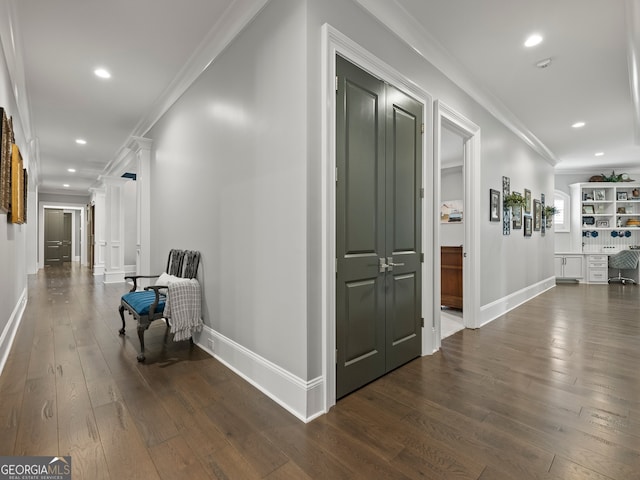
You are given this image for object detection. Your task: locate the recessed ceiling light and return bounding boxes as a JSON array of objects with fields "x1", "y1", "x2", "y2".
[
  {"x1": 63, "y1": 184, "x2": 70, "y2": 188},
  {"x1": 524, "y1": 34, "x2": 543, "y2": 48},
  {"x1": 595, "y1": 152, "x2": 604, "y2": 157},
  {"x1": 94, "y1": 68, "x2": 111, "y2": 79},
  {"x1": 75, "y1": 138, "x2": 87, "y2": 145},
  {"x1": 572, "y1": 121, "x2": 586, "y2": 128},
  {"x1": 68, "y1": 168, "x2": 76, "y2": 173}
]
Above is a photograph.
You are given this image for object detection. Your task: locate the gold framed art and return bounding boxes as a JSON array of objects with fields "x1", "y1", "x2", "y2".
[
  {"x1": 10, "y1": 143, "x2": 25, "y2": 224},
  {"x1": 0, "y1": 107, "x2": 12, "y2": 213}
]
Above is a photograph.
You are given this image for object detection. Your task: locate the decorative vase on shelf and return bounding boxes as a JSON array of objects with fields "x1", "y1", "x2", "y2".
[{"x1": 633, "y1": 188, "x2": 639, "y2": 198}]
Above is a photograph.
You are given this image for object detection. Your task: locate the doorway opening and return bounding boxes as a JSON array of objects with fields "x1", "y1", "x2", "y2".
[
  {"x1": 434, "y1": 101, "x2": 481, "y2": 349},
  {"x1": 38, "y1": 202, "x2": 87, "y2": 270},
  {"x1": 439, "y1": 124, "x2": 465, "y2": 338}
]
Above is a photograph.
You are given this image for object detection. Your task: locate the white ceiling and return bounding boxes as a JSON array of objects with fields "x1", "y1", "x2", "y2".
[{"x1": 4, "y1": 0, "x2": 640, "y2": 196}]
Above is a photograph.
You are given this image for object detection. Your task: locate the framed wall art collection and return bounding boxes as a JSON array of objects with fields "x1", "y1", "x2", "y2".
[
  {"x1": 491, "y1": 181, "x2": 546, "y2": 238},
  {"x1": 0, "y1": 107, "x2": 27, "y2": 224}
]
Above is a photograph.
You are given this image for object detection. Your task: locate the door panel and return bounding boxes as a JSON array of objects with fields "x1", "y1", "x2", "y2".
[
  {"x1": 45, "y1": 209, "x2": 64, "y2": 265},
  {"x1": 385, "y1": 85, "x2": 423, "y2": 371},
  {"x1": 336, "y1": 55, "x2": 386, "y2": 399},
  {"x1": 344, "y1": 80, "x2": 381, "y2": 255},
  {"x1": 336, "y1": 57, "x2": 423, "y2": 398},
  {"x1": 61, "y1": 212, "x2": 72, "y2": 262},
  {"x1": 389, "y1": 105, "x2": 418, "y2": 252}
]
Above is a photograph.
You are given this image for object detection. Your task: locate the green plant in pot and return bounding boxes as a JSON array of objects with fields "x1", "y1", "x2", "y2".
[
  {"x1": 544, "y1": 205, "x2": 558, "y2": 228},
  {"x1": 503, "y1": 192, "x2": 527, "y2": 209}
]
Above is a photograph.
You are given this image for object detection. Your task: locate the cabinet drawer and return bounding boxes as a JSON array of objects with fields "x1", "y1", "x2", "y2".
[
  {"x1": 588, "y1": 255, "x2": 608, "y2": 262},
  {"x1": 589, "y1": 261, "x2": 608, "y2": 268},
  {"x1": 588, "y1": 270, "x2": 608, "y2": 282}
]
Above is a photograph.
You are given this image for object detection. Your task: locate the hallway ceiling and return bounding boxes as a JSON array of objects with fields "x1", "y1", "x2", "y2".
[{"x1": 5, "y1": 0, "x2": 640, "y2": 196}]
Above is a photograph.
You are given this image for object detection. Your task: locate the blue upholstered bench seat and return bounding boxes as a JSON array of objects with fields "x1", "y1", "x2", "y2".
[{"x1": 122, "y1": 290, "x2": 166, "y2": 316}]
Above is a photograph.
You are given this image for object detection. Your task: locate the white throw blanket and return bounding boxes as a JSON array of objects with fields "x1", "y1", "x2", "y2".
[{"x1": 163, "y1": 278, "x2": 203, "y2": 342}]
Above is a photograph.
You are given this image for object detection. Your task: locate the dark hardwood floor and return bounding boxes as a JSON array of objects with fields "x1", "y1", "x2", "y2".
[{"x1": 1, "y1": 264, "x2": 639, "y2": 479}]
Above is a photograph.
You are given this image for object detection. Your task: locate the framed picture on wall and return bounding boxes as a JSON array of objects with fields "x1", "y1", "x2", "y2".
[
  {"x1": 0, "y1": 108, "x2": 12, "y2": 213},
  {"x1": 512, "y1": 203, "x2": 522, "y2": 229},
  {"x1": 440, "y1": 199, "x2": 463, "y2": 223},
  {"x1": 533, "y1": 199, "x2": 541, "y2": 231},
  {"x1": 524, "y1": 215, "x2": 532, "y2": 236},
  {"x1": 524, "y1": 189, "x2": 531, "y2": 214},
  {"x1": 490, "y1": 189, "x2": 500, "y2": 222}
]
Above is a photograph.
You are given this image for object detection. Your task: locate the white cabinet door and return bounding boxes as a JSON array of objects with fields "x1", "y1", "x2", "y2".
[
  {"x1": 554, "y1": 256, "x2": 565, "y2": 278},
  {"x1": 555, "y1": 255, "x2": 583, "y2": 278},
  {"x1": 563, "y1": 256, "x2": 583, "y2": 278}
]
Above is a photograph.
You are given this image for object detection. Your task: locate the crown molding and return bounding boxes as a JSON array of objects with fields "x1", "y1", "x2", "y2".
[
  {"x1": 101, "y1": 0, "x2": 269, "y2": 178},
  {"x1": 0, "y1": 1, "x2": 36, "y2": 165},
  {"x1": 626, "y1": 0, "x2": 640, "y2": 145},
  {"x1": 353, "y1": 0, "x2": 557, "y2": 166}
]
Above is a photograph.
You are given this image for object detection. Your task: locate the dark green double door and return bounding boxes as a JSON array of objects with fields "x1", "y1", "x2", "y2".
[
  {"x1": 45, "y1": 209, "x2": 72, "y2": 265},
  {"x1": 336, "y1": 56, "x2": 423, "y2": 398}
]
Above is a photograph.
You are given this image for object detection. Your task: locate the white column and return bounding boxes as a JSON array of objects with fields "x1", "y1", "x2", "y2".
[
  {"x1": 102, "y1": 176, "x2": 129, "y2": 283},
  {"x1": 90, "y1": 187, "x2": 106, "y2": 277},
  {"x1": 128, "y1": 137, "x2": 152, "y2": 277}
]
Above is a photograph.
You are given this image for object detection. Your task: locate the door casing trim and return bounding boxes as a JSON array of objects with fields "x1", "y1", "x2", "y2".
[
  {"x1": 321, "y1": 24, "x2": 433, "y2": 412},
  {"x1": 433, "y1": 101, "x2": 481, "y2": 350}
]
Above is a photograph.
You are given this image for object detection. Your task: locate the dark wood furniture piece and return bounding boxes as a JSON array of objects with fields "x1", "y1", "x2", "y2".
[
  {"x1": 118, "y1": 249, "x2": 200, "y2": 362},
  {"x1": 441, "y1": 246, "x2": 463, "y2": 310}
]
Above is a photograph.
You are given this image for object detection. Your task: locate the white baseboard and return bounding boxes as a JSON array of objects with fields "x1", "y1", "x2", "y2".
[
  {"x1": 124, "y1": 264, "x2": 137, "y2": 275},
  {"x1": 103, "y1": 270, "x2": 125, "y2": 284},
  {"x1": 0, "y1": 287, "x2": 27, "y2": 377},
  {"x1": 197, "y1": 325, "x2": 324, "y2": 423},
  {"x1": 93, "y1": 264, "x2": 105, "y2": 277},
  {"x1": 480, "y1": 276, "x2": 556, "y2": 327}
]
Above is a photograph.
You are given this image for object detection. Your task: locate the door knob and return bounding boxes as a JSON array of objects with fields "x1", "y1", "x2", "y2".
[
  {"x1": 386, "y1": 257, "x2": 405, "y2": 271},
  {"x1": 378, "y1": 258, "x2": 389, "y2": 273}
]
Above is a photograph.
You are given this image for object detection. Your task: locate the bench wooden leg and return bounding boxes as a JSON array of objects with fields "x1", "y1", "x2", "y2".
[
  {"x1": 118, "y1": 304, "x2": 126, "y2": 335},
  {"x1": 137, "y1": 325, "x2": 146, "y2": 362}
]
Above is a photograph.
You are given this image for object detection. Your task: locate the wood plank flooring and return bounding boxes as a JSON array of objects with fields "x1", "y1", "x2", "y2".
[{"x1": 1, "y1": 263, "x2": 639, "y2": 479}]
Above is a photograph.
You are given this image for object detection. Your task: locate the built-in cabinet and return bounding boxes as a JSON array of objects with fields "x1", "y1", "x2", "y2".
[
  {"x1": 586, "y1": 254, "x2": 609, "y2": 284},
  {"x1": 554, "y1": 254, "x2": 583, "y2": 280},
  {"x1": 558, "y1": 183, "x2": 640, "y2": 284},
  {"x1": 570, "y1": 182, "x2": 640, "y2": 253}
]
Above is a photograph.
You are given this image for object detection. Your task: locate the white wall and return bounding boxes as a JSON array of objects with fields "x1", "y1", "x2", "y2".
[
  {"x1": 0, "y1": 34, "x2": 29, "y2": 374},
  {"x1": 147, "y1": 0, "x2": 308, "y2": 380}
]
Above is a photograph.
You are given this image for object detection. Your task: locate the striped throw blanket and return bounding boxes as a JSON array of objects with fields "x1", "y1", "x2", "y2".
[{"x1": 163, "y1": 278, "x2": 203, "y2": 342}]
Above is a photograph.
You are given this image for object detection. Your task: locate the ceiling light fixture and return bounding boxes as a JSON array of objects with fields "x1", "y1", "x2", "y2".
[
  {"x1": 524, "y1": 34, "x2": 543, "y2": 48},
  {"x1": 63, "y1": 184, "x2": 70, "y2": 188},
  {"x1": 94, "y1": 68, "x2": 111, "y2": 79},
  {"x1": 75, "y1": 138, "x2": 87, "y2": 145},
  {"x1": 68, "y1": 168, "x2": 76, "y2": 172},
  {"x1": 595, "y1": 152, "x2": 604, "y2": 157},
  {"x1": 572, "y1": 121, "x2": 586, "y2": 128}
]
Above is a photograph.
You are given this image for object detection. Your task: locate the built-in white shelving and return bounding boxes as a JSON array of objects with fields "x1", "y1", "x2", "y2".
[{"x1": 569, "y1": 182, "x2": 640, "y2": 253}]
